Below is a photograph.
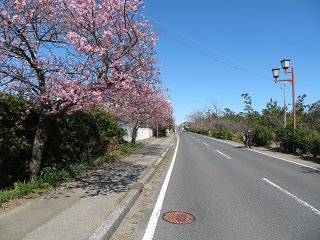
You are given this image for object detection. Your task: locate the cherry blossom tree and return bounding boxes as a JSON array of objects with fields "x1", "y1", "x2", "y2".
[
  {"x1": 0, "y1": 0, "x2": 164, "y2": 180},
  {"x1": 107, "y1": 81, "x2": 173, "y2": 143},
  {"x1": 60, "y1": 0, "x2": 167, "y2": 142},
  {"x1": 61, "y1": 0, "x2": 159, "y2": 89}
]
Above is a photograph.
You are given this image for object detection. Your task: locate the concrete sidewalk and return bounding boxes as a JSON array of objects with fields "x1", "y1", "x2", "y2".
[{"x1": 0, "y1": 134, "x2": 175, "y2": 240}]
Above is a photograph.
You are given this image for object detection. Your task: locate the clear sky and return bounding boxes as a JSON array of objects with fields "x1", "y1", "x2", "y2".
[{"x1": 143, "y1": 0, "x2": 320, "y2": 125}]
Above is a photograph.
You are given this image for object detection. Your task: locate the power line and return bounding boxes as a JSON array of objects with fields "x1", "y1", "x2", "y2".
[{"x1": 147, "y1": 15, "x2": 271, "y2": 81}]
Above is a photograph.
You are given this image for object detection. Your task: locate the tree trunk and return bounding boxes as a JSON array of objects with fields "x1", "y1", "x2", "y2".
[
  {"x1": 131, "y1": 120, "x2": 140, "y2": 144},
  {"x1": 29, "y1": 116, "x2": 51, "y2": 181}
]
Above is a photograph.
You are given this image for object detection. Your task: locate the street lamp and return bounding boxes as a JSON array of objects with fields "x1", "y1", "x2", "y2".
[
  {"x1": 271, "y1": 59, "x2": 296, "y2": 131},
  {"x1": 272, "y1": 67, "x2": 287, "y2": 127},
  {"x1": 271, "y1": 68, "x2": 280, "y2": 79}
]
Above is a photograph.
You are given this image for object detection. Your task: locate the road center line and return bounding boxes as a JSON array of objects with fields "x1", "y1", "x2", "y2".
[
  {"x1": 262, "y1": 178, "x2": 320, "y2": 216},
  {"x1": 216, "y1": 150, "x2": 231, "y2": 159},
  {"x1": 142, "y1": 134, "x2": 179, "y2": 240}
]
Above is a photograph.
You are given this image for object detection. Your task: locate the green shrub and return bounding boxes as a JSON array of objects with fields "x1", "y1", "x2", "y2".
[
  {"x1": 293, "y1": 128, "x2": 314, "y2": 154},
  {"x1": 189, "y1": 128, "x2": 209, "y2": 135},
  {"x1": 0, "y1": 180, "x2": 50, "y2": 206},
  {"x1": 90, "y1": 107, "x2": 126, "y2": 146},
  {"x1": 43, "y1": 112, "x2": 100, "y2": 168},
  {"x1": 68, "y1": 163, "x2": 88, "y2": 176},
  {"x1": 40, "y1": 167, "x2": 70, "y2": 186},
  {"x1": 275, "y1": 126, "x2": 318, "y2": 154},
  {"x1": 252, "y1": 126, "x2": 274, "y2": 147},
  {"x1": 43, "y1": 108, "x2": 125, "y2": 170},
  {"x1": 310, "y1": 135, "x2": 320, "y2": 159},
  {"x1": 232, "y1": 132, "x2": 244, "y2": 142},
  {"x1": 0, "y1": 92, "x2": 38, "y2": 188},
  {"x1": 212, "y1": 128, "x2": 233, "y2": 140},
  {"x1": 0, "y1": 120, "x2": 143, "y2": 206},
  {"x1": 275, "y1": 127, "x2": 294, "y2": 152}
]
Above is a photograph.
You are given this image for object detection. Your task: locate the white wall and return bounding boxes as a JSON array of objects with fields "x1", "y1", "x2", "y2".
[{"x1": 123, "y1": 127, "x2": 153, "y2": 142}]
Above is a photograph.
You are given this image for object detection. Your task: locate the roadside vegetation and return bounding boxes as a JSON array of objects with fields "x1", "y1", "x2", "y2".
[
  {"x1": 0, "y1": 0, "x2": 174, "y2": 206},
  {"x1": 0, "y1": 92, "x2": 143, "y2": 206},
  {"x1": 184, "y1": 94, "x2": 320, "y2": 160},
  {"x1": 0, "y1": 142, "x2": 140, "y2": 206}
]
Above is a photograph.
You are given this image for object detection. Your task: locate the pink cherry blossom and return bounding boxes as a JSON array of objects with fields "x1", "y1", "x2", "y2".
[{"x1": 0, "y1": 0, "x2": 173, "y2": 179}]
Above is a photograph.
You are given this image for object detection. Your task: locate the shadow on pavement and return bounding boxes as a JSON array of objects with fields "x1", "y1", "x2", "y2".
[
  {"x1": 301, "y1": 166, "x2": 320, "y2": 174},
  {"x1": 131, "y1": 144, "x2": 164, "y2": 156},
  {"x1": 45, "y1": 161, "x2": 146, "y2": 199},
  {"x1": 42, "y1": 142, "x2": 167, "y2": 200}
]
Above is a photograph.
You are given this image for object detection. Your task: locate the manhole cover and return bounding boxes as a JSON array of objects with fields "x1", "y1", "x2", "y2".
[{"x1": 162, "y1": 211, "x2": 195, "y2": 224}]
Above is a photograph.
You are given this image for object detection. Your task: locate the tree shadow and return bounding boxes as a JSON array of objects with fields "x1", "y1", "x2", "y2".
[
  {"x1": 76, "y1": 161, "x2": 146, "y2": 197},
  {"x1": 42, "y1": 142, "x2": 170, "y2": 201},
  {"x1": 233, "y1": 146, "x2": 244, "y2": 149},
  {"x1": 132, "y1": 144, "x2": 164, "y2": 156},
  {"x1": 301, "y1": 166, "x2": 320, "y2": 174},
  {"x1": 46, "y1": 161, "x2": 146, "y2": 199}
]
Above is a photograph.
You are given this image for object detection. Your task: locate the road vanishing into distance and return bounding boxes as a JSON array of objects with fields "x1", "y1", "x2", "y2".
[{"x1": 142, "y1": 132, "x2": 320, "y2": 240}]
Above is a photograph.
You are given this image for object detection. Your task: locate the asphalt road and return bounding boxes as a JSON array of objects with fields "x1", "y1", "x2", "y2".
[{"x1": 142, "y1": 132, "x2": 320, "y2": 240}]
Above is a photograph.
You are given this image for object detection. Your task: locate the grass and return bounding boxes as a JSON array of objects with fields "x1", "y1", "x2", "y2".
[
  {"x1": 0, "y1": 142, "x2": 142, "y2": 206},
  {"x1": 0, "y1": 181, "x2": 51, "y2": 206}
]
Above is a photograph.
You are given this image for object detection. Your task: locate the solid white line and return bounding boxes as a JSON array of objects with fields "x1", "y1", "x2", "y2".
[
  {"x1": 142, "y1": 135, "x2": 179, "y2": 240},
  {"x1": 262, "y1": 178, "x2": 320, "y2": 216},
  {"x1": 194, "y1": 132, "x2": 319, "y2": 172},
  {"x1": 250, "y1": 149, "x2": 319, "y2": 171},
  {"x1": 216, "y1": 150, "x2": 231, "y2": 159},
  {"x1": 196, "y1": 133, "x2": 318, "y2": 172}
]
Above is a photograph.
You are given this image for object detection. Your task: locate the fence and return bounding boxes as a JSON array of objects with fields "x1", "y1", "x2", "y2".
[{"x1": 123, "y1": 127, "x2": 153, "y2": 142}]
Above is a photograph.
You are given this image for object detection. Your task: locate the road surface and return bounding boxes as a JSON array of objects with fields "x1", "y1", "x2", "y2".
[{"x1": 142, "y1": 132, "x2": 320, "y2": 240}]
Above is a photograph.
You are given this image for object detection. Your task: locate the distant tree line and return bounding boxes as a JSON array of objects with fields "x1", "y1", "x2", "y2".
[{"x1": 185, "y1": 93, "x2": 320, "y2": 160}]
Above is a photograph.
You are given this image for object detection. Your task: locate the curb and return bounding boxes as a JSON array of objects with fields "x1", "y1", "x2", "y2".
[
  {"x1": 89, "y1": 136, "x2": 175, "y2": 240},
  {"x1": 89, "y1": 183, "x2": 143, "y2": 240}
]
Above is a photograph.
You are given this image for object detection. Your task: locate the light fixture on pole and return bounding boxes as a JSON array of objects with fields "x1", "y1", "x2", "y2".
[
  {"x1": 271, "y1": 68, "x2": 280, "y2": 79},
  {"x1": 281, "y1": 58, "x2": 291, "y2": 71},
  {"x1": 271, "y1": 59, "x2": 296, "y2": 131},
  {"x1": 272, "y1": 67, "x2": 287, "y2": 127}
]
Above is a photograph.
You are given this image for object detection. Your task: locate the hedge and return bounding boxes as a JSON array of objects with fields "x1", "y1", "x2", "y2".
[{"x1": 0, "y1": 92, "x2": 126, "y2": 188}]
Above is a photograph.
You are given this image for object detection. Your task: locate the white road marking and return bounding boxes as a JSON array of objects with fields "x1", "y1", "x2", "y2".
[
  {"x1": 262, "y1": 178, "x2": 320, "y2": 216},
  {"x1": 250, "y1": 149, "x2": 319, "y2": 172},
  {"x1": 192, "y1": 133, "x2": 319, "y2": 172},
  {"x1": 142, "y1": 134, "x2": 179, "y2": 240},
  {"x1": 203, "y1": 142, "x2": 209, "y2": 147},
  {"x1": 216, "y1": 150, "x2": 231, "y2": 159}
]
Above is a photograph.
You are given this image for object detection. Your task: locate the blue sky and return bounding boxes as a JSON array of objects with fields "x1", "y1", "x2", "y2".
[{"x1": 144, "y1": 0, "x2": 320, "y2": 125}]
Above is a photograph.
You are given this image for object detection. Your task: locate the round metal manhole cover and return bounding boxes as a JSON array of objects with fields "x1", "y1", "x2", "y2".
[{"x1": 162, "y1": 211, "x2": 195, "y2": 224}]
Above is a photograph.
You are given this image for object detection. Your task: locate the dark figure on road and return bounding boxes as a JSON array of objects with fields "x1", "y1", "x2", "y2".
[{"x1": 244, "y1": 129, "x2": 252, "y2": 148}]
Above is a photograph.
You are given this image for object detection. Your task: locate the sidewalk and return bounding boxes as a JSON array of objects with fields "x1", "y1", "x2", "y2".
[{"x1": 0, "y1": 134, "x2": 175, "y2": 240}]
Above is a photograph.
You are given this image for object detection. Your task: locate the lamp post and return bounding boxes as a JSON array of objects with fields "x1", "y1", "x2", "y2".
[
  {"x1": 283, "y1": 81, "x2": 287, "y2": 127},
  {"x1": 271, "y1": 59, "x2": 296, "y2": 131}
]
